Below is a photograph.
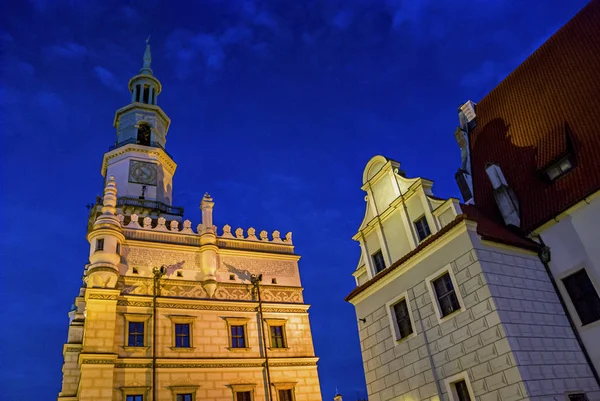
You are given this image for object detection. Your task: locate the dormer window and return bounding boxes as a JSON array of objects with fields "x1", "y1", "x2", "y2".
[
  {"x1": 371, "y1": 250, "x2": 386, "y2": 274},
  {"x1": 414, "y1": 216, "x2": 431, "y2": 242},
  {"x1": 545, "y1": 156, "x2": 573, "y2": 181}
]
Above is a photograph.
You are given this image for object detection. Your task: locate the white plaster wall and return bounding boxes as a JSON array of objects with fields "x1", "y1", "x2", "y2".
[
  {"x1": 539, "y1": 195, "x2": 600, "y2": 373},
  {"x1": 353, "y1": 228, "x2": 599, "y2": 401},
  {"x1": 372, "y1": 177, "x2": 396, "y2": 213},
  {"x1": 365, "y1": 231, "x2": 382, "y2": 262},
  {"x1": 405, "y1": 195, "x2": 425, "y2": 223},
  {"x1": 381, "y1": 210, "x2": 411, "y2": 263}
]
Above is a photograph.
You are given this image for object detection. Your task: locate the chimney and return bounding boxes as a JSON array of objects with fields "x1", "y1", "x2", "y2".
[{"x1": 485, "y1": 164, "x2": 521, "y2": 227}]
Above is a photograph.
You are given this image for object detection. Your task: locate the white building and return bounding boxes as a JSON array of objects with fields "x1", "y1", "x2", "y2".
[{"x1": 346, "y1": 2, "x2": 600, "y2": 400}]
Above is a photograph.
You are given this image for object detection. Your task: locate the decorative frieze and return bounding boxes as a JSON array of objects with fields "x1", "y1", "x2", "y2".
[{"x1": 219, "y1": 255, "x2": 297, "y2": 277}]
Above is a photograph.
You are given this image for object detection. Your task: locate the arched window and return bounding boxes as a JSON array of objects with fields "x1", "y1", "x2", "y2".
[
  {"x1": 143, "y1": 85, "x2": 150, "y2": 103},
  {"x1": 137, "y1": 123, "x2": 151, "y2": 146}
]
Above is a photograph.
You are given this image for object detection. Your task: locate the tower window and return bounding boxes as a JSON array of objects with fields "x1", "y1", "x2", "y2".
[
  {"x1": 116, "y1": 243, "x2": 121, "y2": 255},
  {"x1": 143, "y1": 85, "x2": 150, "y2": 103},
  {"x1": 135, "y1": 85, "x2": 141, "y2": 102},
  {"x1": 137, "y1": 123, "x2": 151, "y2": 146},
  {"x1": 414, "y1": 216, "x2": 431, "y2": 242},
  {"x1": 562, "y1": 269, "x2": 600, "y2": 325},
  {"x1": 371, "y1": 250, "x2": 386, "y2": 274},
  {"x1": 95, "y1": 238, "x2": 104, "y2": 252}
]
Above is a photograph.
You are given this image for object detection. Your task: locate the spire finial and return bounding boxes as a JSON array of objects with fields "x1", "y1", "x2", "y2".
[{"x1": 140, "y1": 36, "x2": 153, "y2": 75}]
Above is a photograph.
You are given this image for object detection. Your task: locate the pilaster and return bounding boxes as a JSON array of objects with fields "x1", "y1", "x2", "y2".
[
  {"x1": 77, "y1": 353, "x2": 118, "y2": 401},
  {"x1": 82, "y1": 288, "x2": 121, "y2": 353}
]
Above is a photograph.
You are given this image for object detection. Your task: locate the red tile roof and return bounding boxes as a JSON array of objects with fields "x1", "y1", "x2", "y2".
[{"x1": 469, "y1": 0, "x2": 600, "y2": 232}]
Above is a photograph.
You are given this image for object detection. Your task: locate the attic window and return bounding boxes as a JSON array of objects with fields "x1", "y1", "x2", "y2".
[
  {"x1": 545, "y1": 156, "x2": 573, "y2": 181},
  {"x1": 132, "y1": 267, "x2": 139, "y2": 274},
  {"x1": 271, "y1": 278, "x2": 277, "y2": 284},
  {"x1": 371, "y1": 250, "x2": 386, "y2": 274},
  {"x1": 229, "y1": 274, "x2": 235, "y2": 281},
  {"x1": 414, "y1": 216, "x2": 431, "y2": 242},
  {"x1": 176, "y1": 271, "x2": 183, "y2": 277}
]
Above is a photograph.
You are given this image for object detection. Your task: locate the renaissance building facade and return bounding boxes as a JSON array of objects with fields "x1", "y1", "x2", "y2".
[
  {"x1": 346, "y1": 2, "x2": 600, "y2": 401},
  {"x1": 57, "y1": 43, "x2": 322, "y2": 401}
]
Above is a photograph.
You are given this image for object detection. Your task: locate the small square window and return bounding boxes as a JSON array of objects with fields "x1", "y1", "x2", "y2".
[
  {"x1": 126, "y1": 396, "x2": 143, "y2": 401},
  {"x1": 568, "y1": 394, "x2": 589, "y2": 401},
  {"x1": 177, "y1": 271, "x2": 183, "y2": 277},
  {"x1": 392, "y1": 299, "x2": 413, "y2": 340},
  {"x1": 371, "y1": 250, "x2": 386, "y2": 274},
  {"x1": 177, "y1": 394, "x2": 193, "y2": 401},
  {"x1": 237, "y1": 391, "x2": 252, "y2": 401},
  {"x1": 414, "y1": 216, "x2": 431, "y2": 242},
  {"x1": 132, "y1": 267, "x2": 139, "y2": 274},
  {"x1": 279, "y1": 389, "x2": 294, "y2": 401},
  {"x1": 270, "y1": 325, "x2": 286, "y2": 348},
  {"x1": 453, "y1": 380, "x2": 471, "y2": 401},
  {"x1": 432, "y1": 272, "x2": 461, "y2": 318},
  {"x1": 229, "y1": 274, "x2": 235, "y2": 280},
  {"x1": 95, "y1": 238, "x2": 104, "y2": 252},
  {"x1": 116, "y1": 242, "x2": 121, "y2": 255},
  {"x1": 563, "y1": 269, "x2": 600, "y2": 326},
  {"x1": 231, "y1": 325, "x2": 246, "y2": 348},
  {"x1": 175, "y1": 323, "x2": 191, "y2": 348},
  {"x1": 128, "y1": 322, "x2": 145, "y2": 347},
  {"x1": 272, "y1": 278, "x2": 277, "y2": 284}
]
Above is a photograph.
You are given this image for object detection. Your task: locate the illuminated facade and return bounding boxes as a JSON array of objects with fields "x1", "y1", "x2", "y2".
[
  {"x1": 346, "y1": 3, "x2": 600, "y2": 401},
  {"x1": 57, "y1": 42, "x2": 322, "y2": 401}
]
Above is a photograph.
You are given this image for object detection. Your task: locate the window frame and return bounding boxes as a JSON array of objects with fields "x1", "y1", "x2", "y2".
[
  {"x1": 371, "y1": 249, "x2": 386, "y2": 274},
  {"x1": 566, "y1": 393, "x2": 589, "y2": 401},
  {"x1": 167, "y1": 315, "x2": 196, "y2": 351},
  {"x1": 444, "y1": 372, "x2": 475, "y2": 401},
  {"x1": 264, "y1": 318, "x2": 288, "y2": 350},
  {"x1": 95, "y1": 238, "x2": 105, "y2": 252},
  {"x1": 229, "y1": 383, "x2": 256, "y2": 401},
  {"x1": 560, "y1": 267, "x2": 600, "y2": 328},
  {"x1": 414, "y1": 215, "x2": 432, "y2": 242},
  {"x1": 545, "y1": 155, "x2": 574, "y2": 181},
  {"x1": 426, "y1": 266, "x2": 464, "y2": 324},
  {"x1": 272, "y1": 382, "x2": 297, "y2": 401},
  {"x1": 120, "y1": 386, "x2": 150, "y2": 401},
  {"x1": 224, "y1": 317, "x2": 251, "y2": 351},
  {"x1": 167, "y1": 385, "x2": 199, "y2": 401},
  {"x1": 385, "y1": 291, "x2": 416, "y2": 344},
  {"x1": 123, "y1": 313, "x2": 151, "y2": 351}
]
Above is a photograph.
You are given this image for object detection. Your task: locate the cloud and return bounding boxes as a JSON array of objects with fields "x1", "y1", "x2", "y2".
[
  {"x1": 46, "y1": 42, "x2": 87, "y2": 60},
  {"x1": 93, "y1": 66, "x2": 120, "y2": 90}
]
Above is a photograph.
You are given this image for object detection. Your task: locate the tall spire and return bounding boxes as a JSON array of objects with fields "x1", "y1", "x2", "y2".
[{"x1": 140, "y1": 36, "x2": 152, "y2": 75}]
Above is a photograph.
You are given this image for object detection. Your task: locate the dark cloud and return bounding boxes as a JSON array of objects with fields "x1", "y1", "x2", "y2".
[{"x1": 92, "y1": 66, "x2": 120, "y2": 90}]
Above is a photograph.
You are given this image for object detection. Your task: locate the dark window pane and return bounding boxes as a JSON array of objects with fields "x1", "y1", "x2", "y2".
[
  {"x1": 432, "y1": 273, "x2": 460, "y2": 317},
  {"x1": 137, "y1": 124, "x2": 151, "y2": 146},
  {"x1": 568, "y1": 394, "x2": 589, "y2": 401},
  {"x1": 414, "y1": 216, "x2": 431, "y2": 242},
  {"x1": 271, "y1": 325, "x2": 285, "y2": 348},
  {"x1": 237, "y1": 391, "x2": 252, "y2": 401},
  {"x1": 177, "y1": 394, "x2": 193, "y2": 401},
  {"x1": 175, "y1": 323, "x2": 190, "y2": 348},
  {"x1": 454, "y1": 380, "x2": 471, "y2": 401},
  {"x1": 372, "y1": 250, "x2": 386, "y2": 273},
  {"x1": 128, "y1": 322, "x2": 144, "y2": 347},
  {"x1": 143, "y1": 86, "x2": 150, "y2": 103},
  {"x1": 96, "y1": 238, "x2": 104, "y2": 251},
  {"x1": 231, "y1": 325, "x2": 246, "y2": 348},
  {"x1": 126, "y1": 396, "x2": 143, "y2": 401},
  {"x1": 563, "y1": 269, "x2": 600, "y2": 326},
  {"x1": 392, "y1": 299, "x2": 413, "y2": 339},
  {"x1": 279, "y1": 389, "x2": 293, "y2": 401}
]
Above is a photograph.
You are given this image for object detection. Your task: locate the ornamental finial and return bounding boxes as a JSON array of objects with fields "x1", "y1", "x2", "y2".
[{"x1": 140, "y1": 37, "x2": 153, "y2": 75}]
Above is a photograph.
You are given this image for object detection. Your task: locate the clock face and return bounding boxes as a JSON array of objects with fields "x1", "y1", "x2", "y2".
[{"x1": 129, "y1": 160, "x2": 158, "y2": 185}]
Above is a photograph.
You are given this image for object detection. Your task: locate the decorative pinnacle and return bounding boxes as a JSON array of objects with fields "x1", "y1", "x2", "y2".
[
  {"x1": 140, "y1": 36, "x2": 153, "y2": 75},
  {"x1": 101, "y1": 176, "x2": 118, "y2": 215}
]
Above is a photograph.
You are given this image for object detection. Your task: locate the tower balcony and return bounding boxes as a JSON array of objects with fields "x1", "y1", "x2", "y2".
[{"x1": 108, "y1": 137, "x2": 173, "y2": 159}]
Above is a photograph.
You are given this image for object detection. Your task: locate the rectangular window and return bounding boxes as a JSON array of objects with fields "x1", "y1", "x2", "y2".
[
  {"x1": 563, "y1": 269, "x2": 600, "y2": 326},
  {"x1": 546, "y1": 156, "x2": 573, "y2": 181},
  {"x1": 236, "y1": 391, "x2": 252, "y2": 401},
  {"x1": 270, "y1": 325, "x2": 285, "y2": 348},
  {"x1": 433, "y1": 273, "x2": 461, "y2": 317},
  {"x1": 126, "y1": 396, "x2": 143, "y2": 401},
  {"x1": 414, "y1": 216, "x2": 431, "y2": 242},
  {"x1": 176, "y1": 394, "x2": 193, "y2": 401},
  {"x1": 128, "y1": 322, "x2": 145, "y2": 347},
  {"x1": 116, "y1": 242, "x2": 121, "y2": 255},
  {"x1": 392, "y1": 299, "x2": 413, "y2": 339},
  {"x1": 175, "y1": 323, "x2": 191, "y2": 348},
  {"x1": 279, "y1": 389, "x2": 293, "y2": 401},
  {"x1": 372, "y1": 250, "x2": 386, "y2": 274},
  {"x1": 453, "y1": 380, "x2": 471, "y2": 401},
  {"x1": 143, "y1": 86, "x2": 150, "y2": 103},
  {"x1": 96, "y1": 238, "x2": 104, "y2": 252},
  {"x1": 231, "y1": 325, "x2": 246, "y2": 348}
]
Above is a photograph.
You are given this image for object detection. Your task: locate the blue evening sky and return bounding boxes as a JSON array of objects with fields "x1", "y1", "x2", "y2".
[{"x1": 0, "y1": 0, "x2": 589, "y2": 399}]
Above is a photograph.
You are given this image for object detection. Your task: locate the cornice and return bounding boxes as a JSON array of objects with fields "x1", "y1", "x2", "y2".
[
  {"x1": 111, "y1": 356, "x2": 318, "y2": 369},
  {"x1": 101, "y1": 145, "x2": 177, "y2": 177},
  {"x1": 114, "y1": 101, "x2": 170, "y2": 130}
]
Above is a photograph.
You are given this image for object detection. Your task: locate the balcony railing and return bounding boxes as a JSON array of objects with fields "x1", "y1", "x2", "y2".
[
  {"x1": 108, "y1": 138, "x2": 173, "y2": 159},
  {"x1": 117, "y1": 197, "x2": 184, "y2": 216}
]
